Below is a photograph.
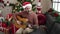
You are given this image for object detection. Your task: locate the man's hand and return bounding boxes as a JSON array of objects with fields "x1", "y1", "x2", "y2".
[
  {"x1": 36, "y1": 25, "x2": 39, "y2": 29},
  {"x1": 33, "y1": 25, "x2": 39, "y2": 29},
  {"x1": 17, "y1": 20, "x2": 21, "y2": 25}
]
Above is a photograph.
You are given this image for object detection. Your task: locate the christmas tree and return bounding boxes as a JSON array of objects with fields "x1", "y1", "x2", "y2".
[{"x1": 12, "y1": 0, "x2": 36, "y2": 13}]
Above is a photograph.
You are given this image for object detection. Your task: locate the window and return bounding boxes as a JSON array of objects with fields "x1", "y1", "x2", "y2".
[{"x1": 53, "y1": 0, "x2": 60, "y2": 12}]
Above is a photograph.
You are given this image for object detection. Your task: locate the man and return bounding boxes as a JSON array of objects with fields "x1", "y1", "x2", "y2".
[{"x1": 16, "y1": 2, "x2": 39, "y2": 34}]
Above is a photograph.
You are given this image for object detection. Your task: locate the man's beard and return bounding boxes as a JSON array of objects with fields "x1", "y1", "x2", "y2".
[
  {"x1": 24, "y1": 8, "x2": 32, "y2": 14},
  {"x1": 25, "y1": 10, "x2": 30, "y2": 14},
  {"x1": 24, "y1": 10, "x2": 30, "y2": 14}
]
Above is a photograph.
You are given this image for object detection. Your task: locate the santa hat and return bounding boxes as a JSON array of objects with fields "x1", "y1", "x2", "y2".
[{"x1": 22, "y1": 2, "x2": 32, "y2": 8}]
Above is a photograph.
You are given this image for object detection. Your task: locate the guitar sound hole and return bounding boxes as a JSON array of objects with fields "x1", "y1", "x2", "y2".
[{"x1": 20, "y1": 21, "x2": 24, "y2": 25}]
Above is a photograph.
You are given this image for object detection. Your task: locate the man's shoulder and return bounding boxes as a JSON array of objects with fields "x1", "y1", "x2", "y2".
[{"x1": 30, "y1": 11, "x2": 37, "y2": 16}]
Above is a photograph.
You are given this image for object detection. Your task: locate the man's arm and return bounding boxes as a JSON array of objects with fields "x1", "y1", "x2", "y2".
[{"x1": 33, "y1": 13, "x2": 39, "y2": 26}]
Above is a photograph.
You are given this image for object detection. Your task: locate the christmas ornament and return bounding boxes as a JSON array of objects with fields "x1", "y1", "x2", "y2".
[
  {"x1": 31, "y1": 0, "x2": 33, "y2": 2},
  {"x1": 0, "y1": 0, "x2": 4, "y2": 3},
  {"x1": 16, "y1": 3, "x2": 20, "y2": 6},
  {"x1": 6, "y1": 13, "x2": 13, "y2": 21},
  {"x1": 15, "y1": 7, "x2": 17, "y2": 9},
  {"x1": 6, "y1": 1, "x2": 10, "y2": 6},
  {"x1": 2, "y1": 23, "x2": 7, "y2": 28},
  {"x1": 13, "y1": 10, "x2": 16, "y2": 12},
  {"x1": 36, "y1": 1, "x2": 42, "y2": 13},
  {"x1": 54, "y1": 13, "x2": 59, "y2": 17},
  {"x1": 13, "y1": 10, "x2": 16, "y2": 13},
  {"x1": 15, "y1": 2, "x2": 19, "y2": 6}
]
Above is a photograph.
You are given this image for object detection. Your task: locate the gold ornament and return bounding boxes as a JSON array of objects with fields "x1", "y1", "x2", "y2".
[
  {"x1": 15, "y1": 2, "x2": 20, "y2": 6},
  {"x1": 13, "y1": 10, "x2": 15, "y2": 11},
  {"x1": 13, "y1": 10, "x2": 16, "y2": 13},
  {"x1": 15, "y1": 7, "x2": 17, "y2": 9},
  {"x1": 31, "y1": 0, "x2": 33, "y2": 1}
]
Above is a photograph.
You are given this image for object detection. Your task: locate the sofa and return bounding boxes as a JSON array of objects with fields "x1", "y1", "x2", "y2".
[{"x1": 30, "y1": 13, "x2": 56, "y2": 34}]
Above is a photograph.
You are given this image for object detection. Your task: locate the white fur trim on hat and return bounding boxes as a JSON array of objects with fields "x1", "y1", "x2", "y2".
[
  {"x1": 37, "y1": 2, "x2": 41, "y2": 6},
  {"x1": 23, "y1": 4, "x2": 32, "y2": 8}
]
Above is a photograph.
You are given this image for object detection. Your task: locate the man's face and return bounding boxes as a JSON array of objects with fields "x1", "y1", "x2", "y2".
[{"x1": 24, "y1": 6, "x2": 32, "y2": 12}]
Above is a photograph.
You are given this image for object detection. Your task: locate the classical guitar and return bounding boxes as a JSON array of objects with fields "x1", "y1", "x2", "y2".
[{"x1": 13, "y1": 13, "x2": 28, "y2": 29}]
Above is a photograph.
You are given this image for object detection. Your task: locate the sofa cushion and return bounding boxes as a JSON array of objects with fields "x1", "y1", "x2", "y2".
[
  {"x1": 45, "y1": 13, "x2": 56, "y2": 33},
  {"x1": 50, "y1": 23, "x2": 60, "y2": 34}
]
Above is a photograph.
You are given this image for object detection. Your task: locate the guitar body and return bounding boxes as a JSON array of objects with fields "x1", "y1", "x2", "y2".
[
  {"x1": 14, "y1": 21, "x2": 26, "y2": 29},
  {"x1": 13, "y1": 15, "x2": 28, "y2": 29}
]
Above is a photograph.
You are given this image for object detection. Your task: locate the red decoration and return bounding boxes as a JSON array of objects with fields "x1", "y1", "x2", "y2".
[
  {"x1": 36, "y1": 1, "x2": 42, "y2": 13},
  {"x1": 6, "y1": 13, "x2": 13, "y2": 20},
  {"x1": 36, "y1": 7, "x2": 42, "y2": 14},
  {"x1": 6, "y1": 1, "x2": 10, "y2": 6},
  {"x1": 0, "y1": 0, "x2": 4, "y2": 3},
  {"x1": 54, "y1": 13, "x2": 59, "y2": 17},
  {"x1": 0, "y1": 0, "x2": 2, "y2": 2},
  {"x1": 7, "y1": 1, "x2": 9, "y2": 3},
  {"x1": 10, "y1": 23, "x2": 18, "y2": 34},
  {"x1": 37, "y1": 8, "x2": 41, "y2": 11},
  {"x1": 2, "y1": 23, "x2": 7, "y2": 28},
  {"x1": 37, "y1": 13, "x2": 46, "y2": 25},
  {"x1": 48, "y1": 8, "x2": 53, "y2": 12}
]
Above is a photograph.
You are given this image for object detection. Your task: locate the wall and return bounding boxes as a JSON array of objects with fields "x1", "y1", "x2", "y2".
[
  {"x1": 3, "y1": 0, "x2": 17, "y2": 4},
  {"x1": 41, "y1": 0, "x2": 52, "y2": 13},
  {"x1": 33, "y1": 0, "x2": 52, "y2": 13}
]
